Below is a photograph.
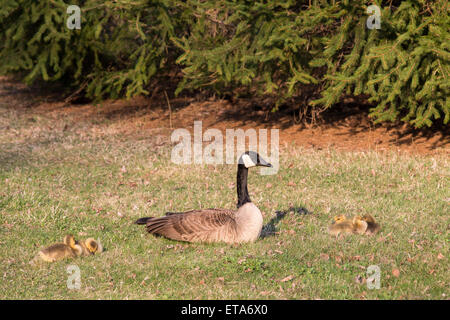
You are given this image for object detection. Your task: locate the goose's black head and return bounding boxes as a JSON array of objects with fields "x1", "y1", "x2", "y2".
[{"x1": 238, "y1": 151, "x2": 272, "y2": 168}]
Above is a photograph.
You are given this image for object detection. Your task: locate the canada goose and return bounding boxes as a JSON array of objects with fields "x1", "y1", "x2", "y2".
[
  {"x1": 31, "y1": 235, "x2": 83, "y2": 264},
  {"x1": 135, "y1": 151, "x2": 272, "y2": 243},
  {"x1": 362, "y1": 214, "x2": 380, "y2": 235}
]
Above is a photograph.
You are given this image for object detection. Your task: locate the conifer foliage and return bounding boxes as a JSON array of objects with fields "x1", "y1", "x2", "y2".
[
  {"x1": 0, "y1": 0, "x2": 180, "y2": 99},
  {"x1": 0, "y1": 0, "x2": 448, "y2": 127}
]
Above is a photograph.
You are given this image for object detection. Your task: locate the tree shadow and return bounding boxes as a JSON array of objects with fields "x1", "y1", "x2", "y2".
[
  {"x1": 260, "y1": 206, "x2": 312, "y2": 239},
  {"x1": 208, "y1": 98, "x2": 449, "y2": 151}
]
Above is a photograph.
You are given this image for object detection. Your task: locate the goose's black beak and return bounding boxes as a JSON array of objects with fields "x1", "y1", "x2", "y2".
[{"x1": 258, "y1": 158, "x2": 272, "y2": 167}]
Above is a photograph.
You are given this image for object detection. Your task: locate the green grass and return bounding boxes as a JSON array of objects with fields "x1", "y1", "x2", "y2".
[{"x1": 0, "y1": 103, "x2": 448, "y2": 299}]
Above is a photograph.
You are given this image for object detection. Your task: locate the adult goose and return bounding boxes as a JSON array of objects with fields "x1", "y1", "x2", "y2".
[{"x1": 135, "y1": 151, "x2": 272, "y2": 244}]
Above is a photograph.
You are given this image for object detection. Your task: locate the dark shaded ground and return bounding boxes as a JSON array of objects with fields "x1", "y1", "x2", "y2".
[
  {"x1": 260, "y1": 207, "x2": 313, "y2": 239},
  {"x1": 0, "y1": 76, "x2": 448, "y2": 155}
]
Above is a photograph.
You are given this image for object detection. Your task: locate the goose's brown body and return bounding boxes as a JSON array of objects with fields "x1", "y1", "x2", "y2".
[{"x1": 140, "y1": 203, "x2": 263, "y2": 243}]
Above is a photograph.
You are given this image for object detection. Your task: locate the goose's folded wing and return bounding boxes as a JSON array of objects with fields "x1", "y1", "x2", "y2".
[{"x1": 145, "y1": 209, "x2": 236, "y2": 241}]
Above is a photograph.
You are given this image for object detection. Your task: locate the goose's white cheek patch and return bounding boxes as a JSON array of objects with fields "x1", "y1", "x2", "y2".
[{"x1": 242, "y1": 154, "x2": 256, "y2": 168}]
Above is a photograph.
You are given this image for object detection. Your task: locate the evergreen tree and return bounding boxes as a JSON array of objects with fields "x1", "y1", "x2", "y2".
[{"x1": 0, "y1": 0, "x2": 448, "y2": 127}]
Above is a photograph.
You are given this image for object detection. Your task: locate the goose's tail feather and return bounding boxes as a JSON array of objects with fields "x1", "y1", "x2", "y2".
[{"x1": 135, "y1": 217, "x2": 154, "y2": 225}]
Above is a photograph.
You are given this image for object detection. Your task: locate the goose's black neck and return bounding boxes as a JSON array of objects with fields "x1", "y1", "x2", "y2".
[{"x1": 237, "y1": 164, "x2": 251, "y2": 208}]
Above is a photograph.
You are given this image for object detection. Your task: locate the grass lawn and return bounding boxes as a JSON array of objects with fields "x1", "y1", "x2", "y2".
[{"x1": 0, "y1": 101, "x2": 448, "y2": 299}]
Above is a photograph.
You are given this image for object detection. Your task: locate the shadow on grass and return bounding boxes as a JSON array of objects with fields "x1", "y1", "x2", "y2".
[{"x1": 260, "y1": 206, "x2": 313, "y2": 239}]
